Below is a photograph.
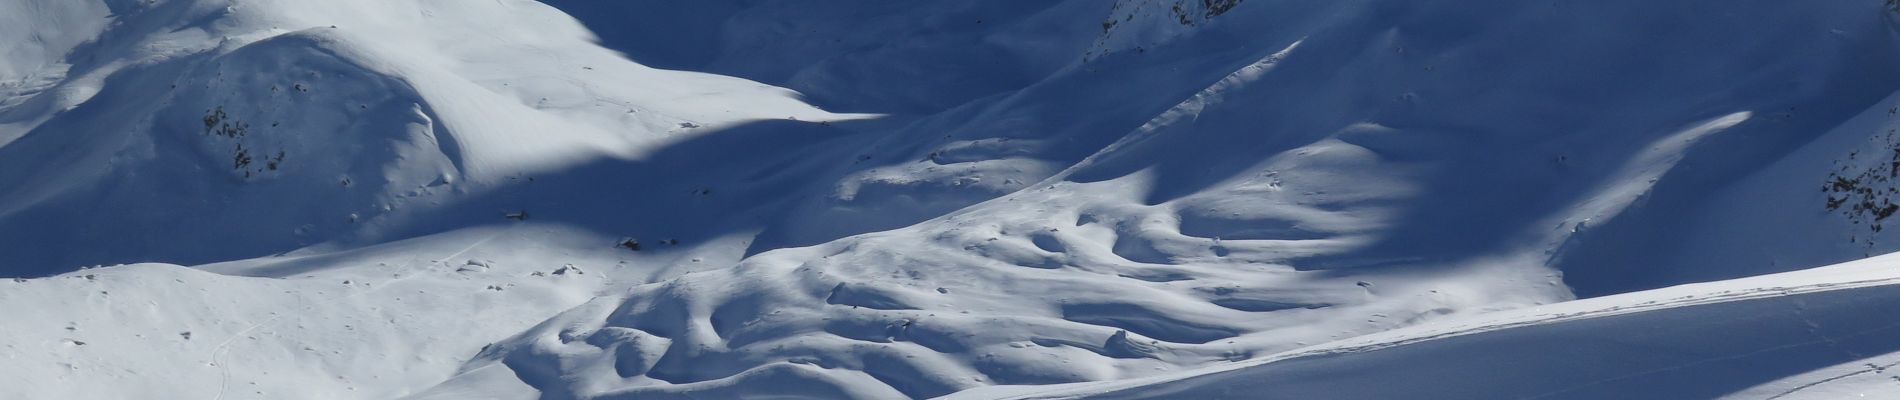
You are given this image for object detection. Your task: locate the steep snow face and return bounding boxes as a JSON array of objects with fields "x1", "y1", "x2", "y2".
[{"x1": 8, "y1": 0, "x2": 1900, "y2": 399}]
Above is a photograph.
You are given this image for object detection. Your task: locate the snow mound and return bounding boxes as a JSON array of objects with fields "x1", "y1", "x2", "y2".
[{"x1": 162, "y1": 30, "x2": 458, "y2": 184}]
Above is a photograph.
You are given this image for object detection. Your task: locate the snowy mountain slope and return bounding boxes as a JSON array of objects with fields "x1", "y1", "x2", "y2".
[
  {"x1": 7, "y1": 0, "x2": 1900, "y2": 399},
  {"x1": 538, "y1": 1, "x2": 1106, "y2": 115},
  {"x1": 956, "y1": 251, "x2": 1900, "y2": 400},
  {"x1": 0, "y1": 0, "x2": 864, "y2": 276},
  {"x1": 1562, "y1": 87, "x2": 1900, "y2": 297},
  {"x1": 1, "y1": 256, "x2": 601, "y2": 399},
  {"x1": 445, "y1": 1, "x2": 1900, "y2": 398}
]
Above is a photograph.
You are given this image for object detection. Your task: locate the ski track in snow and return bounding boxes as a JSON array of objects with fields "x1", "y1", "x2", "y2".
[
  {"x1": 1521, "y1": 321, "x2": 1900, "y2": 399},
  {"x1": 1762, "y1": 359, "x2": 1900, "y2": 400}
]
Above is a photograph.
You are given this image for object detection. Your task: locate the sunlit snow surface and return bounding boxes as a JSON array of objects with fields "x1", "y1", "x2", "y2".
[{"x1": 6, "y1": 0, "x2": 1900, "y2": 399}]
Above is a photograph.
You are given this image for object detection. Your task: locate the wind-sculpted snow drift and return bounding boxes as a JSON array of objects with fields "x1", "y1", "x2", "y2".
[{"x1": 7, "y1": 0, "x2": 1900, "y2": 399}]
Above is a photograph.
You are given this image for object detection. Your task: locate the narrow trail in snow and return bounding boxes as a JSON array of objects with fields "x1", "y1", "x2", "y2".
[
  {"x1": 208, "y1": 226, "x2": 516, "y2": 400},
  {"x1": 1763, "y1": 358, "x2": 1900, "y2": 400},
  {"x1": 1520, "y1": 319, "x2": 1900, "y2": 400}
]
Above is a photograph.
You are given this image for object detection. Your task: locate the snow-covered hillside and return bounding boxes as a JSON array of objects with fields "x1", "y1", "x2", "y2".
[
  {"x1": 956, "y1": 251, "x2": 1900, "y2": 399},
  {"x1": 6, "y1": 0, "x2": 1900, "y2": 398}
]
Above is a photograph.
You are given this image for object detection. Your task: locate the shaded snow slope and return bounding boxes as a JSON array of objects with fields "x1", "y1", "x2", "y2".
[
  {"x1": 538, "y1": 1, "x2": 1103, "y2": 115},
  {"x1": 7, "y1": 0, "x2": 1900, "y2": 399}
]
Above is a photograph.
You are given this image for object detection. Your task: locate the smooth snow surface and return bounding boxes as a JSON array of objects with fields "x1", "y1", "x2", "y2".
[{"x1": 7, "y1": 0, "x2": 1900, "y2": 399}]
